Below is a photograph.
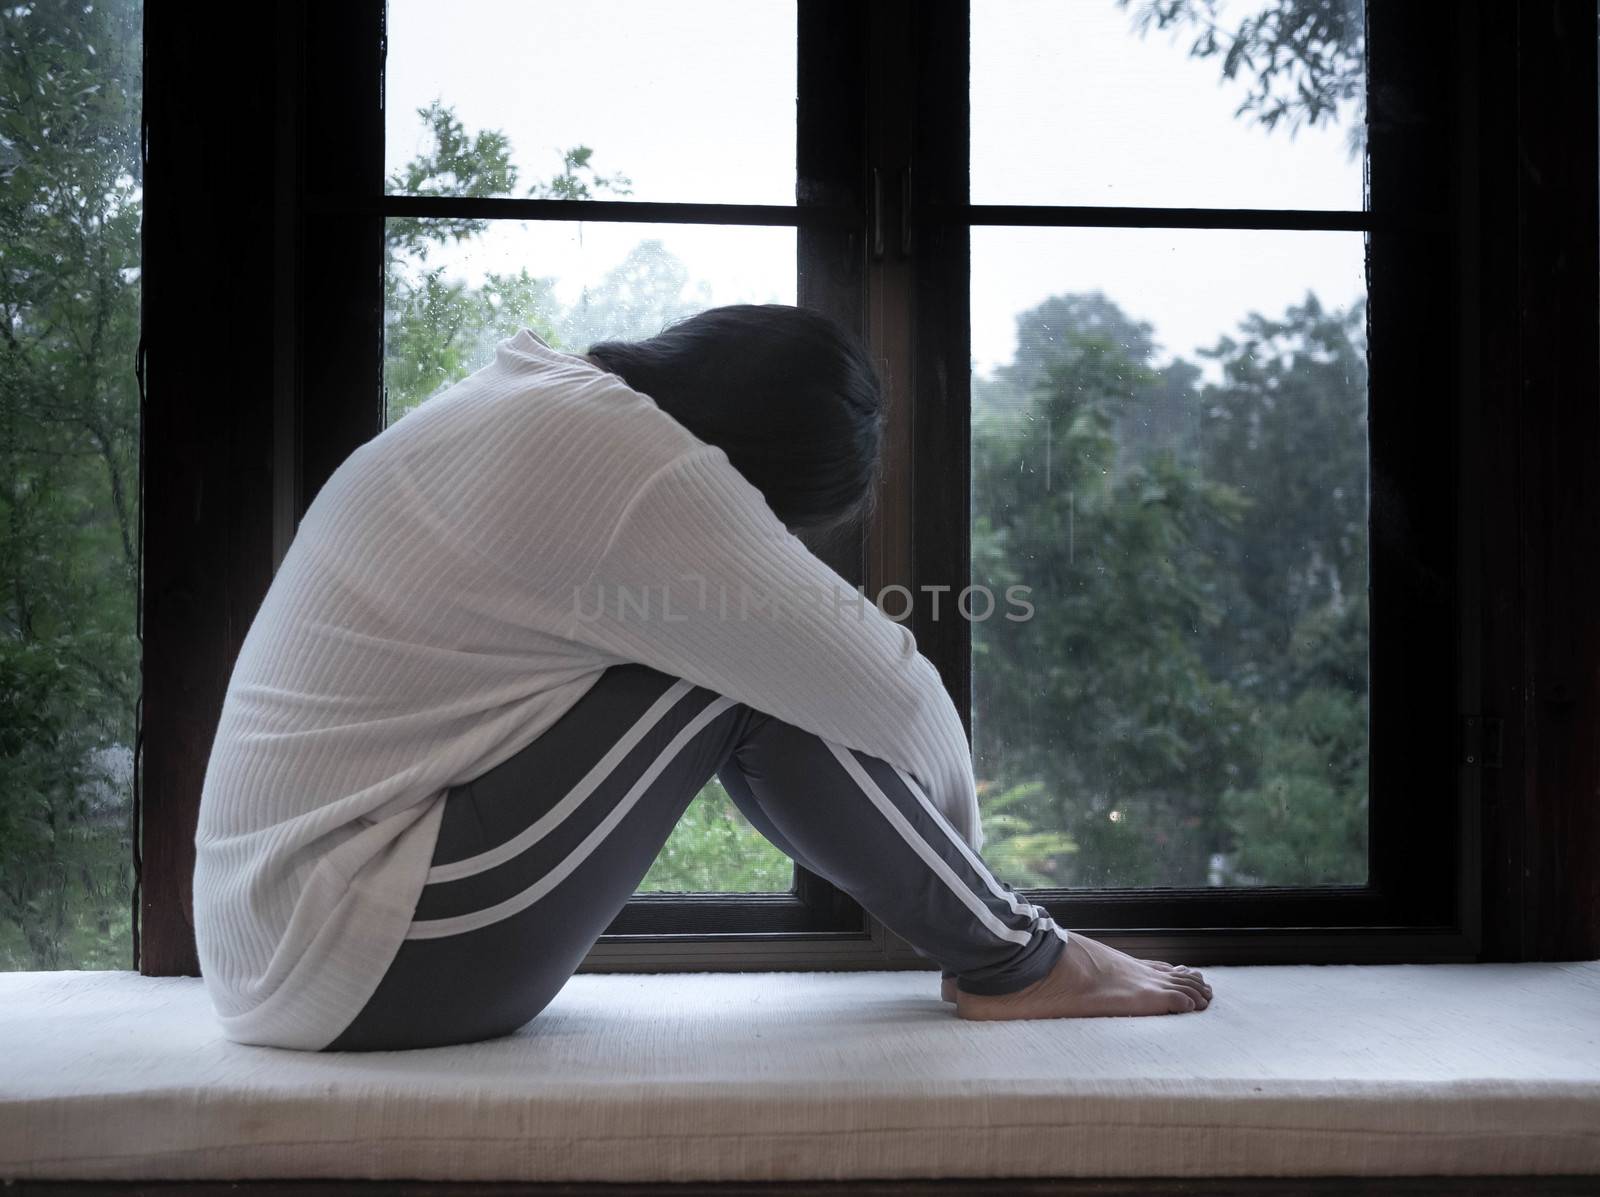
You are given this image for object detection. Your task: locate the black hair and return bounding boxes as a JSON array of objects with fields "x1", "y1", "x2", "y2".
[{"x1": 586, "y1": 304, "x2": 885, "y2": 533}]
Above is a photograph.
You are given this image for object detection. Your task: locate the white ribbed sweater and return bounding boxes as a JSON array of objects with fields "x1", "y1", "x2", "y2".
[{"x1": 193, "y1": 329, "x2": 982, "y2": 1050}]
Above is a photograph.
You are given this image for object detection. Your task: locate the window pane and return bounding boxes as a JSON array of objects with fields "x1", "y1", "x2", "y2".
[
  {"x1": 385, "y1": 0, "x2": 797, "y2": 206},
  {"x1": 637, "y1": 780, "x2": 794, "y2": 895},
  {"x1": 384, "y1": 217, "x2": 795, "y2": 892},
  {"x1": 970, "y1": 226, "x2": 1369, "y2": 889},
  {"x1": 384, "y1": 219, "x2": 795, "y2": 422},
  {"x1": 971, "y1": 0, "x2": 1366, "y2": 209},
  {"x1": 1, "y1": 0, "x2": 141, "y2": 969}
]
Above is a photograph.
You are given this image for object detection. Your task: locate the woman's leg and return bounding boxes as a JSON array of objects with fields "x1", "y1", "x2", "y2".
[
  {"x1": 707, "y1": 739, "x2": 1004, "y2": 998},
  {"x1": 325, "y1": 663, "x2": 746, "y2": 1050},
  {"x1": 324, "y1": 662, "x2": 1202, "y2": 1051},
  {"x1": 717, "y1": 737, "x2": 1211, "y2": 1019},
  {"x1": 715, "y1": 722, "x2": 1066, "y2": 995}
]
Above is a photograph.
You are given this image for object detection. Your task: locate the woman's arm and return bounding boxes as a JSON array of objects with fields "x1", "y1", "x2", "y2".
[{"x1": 560, "y1": 443, "x2": 984, "y2": 851}]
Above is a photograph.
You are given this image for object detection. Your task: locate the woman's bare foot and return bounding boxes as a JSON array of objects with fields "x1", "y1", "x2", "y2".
[{"x1": 955, "y1": 934, "x2": 1212, "y2": 1020}]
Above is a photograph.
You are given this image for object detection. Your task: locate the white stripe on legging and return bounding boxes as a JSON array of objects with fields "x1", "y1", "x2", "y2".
[
  {"x1": 823, "y1": 742, "x2": 1032, "y2": 949},
  {"x1": 406, "y1": 695, "x2": 738, "y2": 940},
  {"x1": 1036, "y1": 917, "x2": 1071, "y2": 944},
  {"x1": 424, "y1": 679, "x2": 698, "y2": 884},
  {"x1": 889, "y1": 763, "x2": 1070, "y2": 946}
]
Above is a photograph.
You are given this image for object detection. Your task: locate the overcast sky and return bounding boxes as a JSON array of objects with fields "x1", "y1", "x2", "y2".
[{"x1": 384, "y1": 0, "x2": 1365, "y2": 377}]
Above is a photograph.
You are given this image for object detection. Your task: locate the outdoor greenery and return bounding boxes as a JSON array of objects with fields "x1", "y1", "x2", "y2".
[
  {"x1": 1119, "y1": 0, "x2": 1366, "y2": 151},
  {"x1": 970, "y1": 292, "x2": 1368, "y2": 888},
  {"x1": 2, "y1": 0, "x2": 1366, "y2": 968},
  {"x1": 2, "y1": 0, "x2": 142, "y2": 968}
]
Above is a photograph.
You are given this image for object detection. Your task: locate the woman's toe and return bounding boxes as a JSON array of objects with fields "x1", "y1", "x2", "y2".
[{"x1": 1165, "y1": 988, "x2": 1198, "y2": 1013}]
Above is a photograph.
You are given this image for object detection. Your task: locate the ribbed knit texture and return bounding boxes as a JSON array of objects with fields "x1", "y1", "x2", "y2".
[{"x1": 193, "y1": 329, "x2": 983, "y2": 1051}]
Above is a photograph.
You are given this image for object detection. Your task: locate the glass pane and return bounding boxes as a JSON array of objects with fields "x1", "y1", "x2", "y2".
[
  {"x1": 972, "y1": 0, "x2": 1366, "y2": 209},
  {"x1": 638, "y1": 780, "x2": 794, "y2": 894},
  {"x1": 970, "y1": 226, "x2": 1369, "y2": 889},
  {"x1": 385, "y1": 0, "x2": 796, "y2": 206},
  {"x1": 384, "y1": 217, "x2": 795, "y2": 892},
  {"x1": 384, "y1": 219, "x2": 795, "y2": 422},
  {"x1": 1, "y1": 0, "x2": 141, "y2": 969}
]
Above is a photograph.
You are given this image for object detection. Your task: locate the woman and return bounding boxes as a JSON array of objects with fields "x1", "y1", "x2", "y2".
[{"x1": 193, "y1": 305, "x2": 1211, "y2": 1052}]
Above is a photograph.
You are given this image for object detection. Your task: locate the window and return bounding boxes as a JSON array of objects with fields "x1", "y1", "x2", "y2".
[
  {"x1": 129, "y1": 1, "x2": 1600, "y2": 978},
  {"x1": 1, "y1": 0, "x2": 142, "y2": 971},
  {"x1": 846, "y1": 1, "x2": 1471, "y2": 961},
  {"x1": 967, "y1": 2, "x2": 1370, "y2": 891}
]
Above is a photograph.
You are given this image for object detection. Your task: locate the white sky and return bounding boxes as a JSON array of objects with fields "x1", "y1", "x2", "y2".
[{"x1": 385, "y1": 0, "x2": 1366, "y2": 377}]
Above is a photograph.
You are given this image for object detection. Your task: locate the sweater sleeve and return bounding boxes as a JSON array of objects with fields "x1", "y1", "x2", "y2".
[{"x1": 560, "y1": 443, "x2": 985, "y2": 852}]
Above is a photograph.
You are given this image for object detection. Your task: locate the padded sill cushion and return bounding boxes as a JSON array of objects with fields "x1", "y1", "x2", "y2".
[{"x1": 2, "y1": 962, "x2": 1599, "y2": 1183}]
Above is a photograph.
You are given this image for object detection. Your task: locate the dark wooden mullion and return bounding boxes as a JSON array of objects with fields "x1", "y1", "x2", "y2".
[
  {"x1": 320, "y1": 194, "x2": 855, "y2": 228},
  {"x1": 840, "y1": 0, "x2": 921, "y2": 965},
  {"x1": 1013, "y1": 885, "x2": 1382, "y2": 928},
  {"x1": 138, "y1": 4, "x2": 286, "y2": 976},
  {"x1": 904, "y1": 1, "x2": 971, "y2": 727},
  {"x1": 1360, "y1": 0, "x2": 1468, "y2": 931},
  {"x1": 859, "y1": 0, "x2": 917, "y2": 645},
  {"x1": 952, "y1": 204, "x2": 1388, "y2": 231},
  {"x1": 787, "y1": 0, "x2": 874, "y2": 931},
  {"x1": 1474, "y1": 0, "x2": 1600, "y2": 961},
  {"x1": 296, "y1": 0, "x2": 386, "y2": 524},
  {"x1": 859, "y1": 0, "x2": 968, "y2": 970},
  {"x1": 606, "y1": 892, "x2": 867, "y2": 936},
  {"x1": 337, "y1": 194, "x2": 1422, "y2": 243}
]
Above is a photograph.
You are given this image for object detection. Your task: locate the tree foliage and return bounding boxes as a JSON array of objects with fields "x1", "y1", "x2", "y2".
[
  {"x1": 1119, "y1": 0, "x2": 1365, "y2": 152},
  {"x1": 972, "y1": 288, "x2": 1368, "y2": 888},
  {"x1": 383, "y1": 103, "x2": 637, "y2": 419},
  {"x1": 1, "y1": 0, "x2": 142, "y2": 967}
]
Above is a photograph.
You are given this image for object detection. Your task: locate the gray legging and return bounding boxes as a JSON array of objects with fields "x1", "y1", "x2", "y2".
[{"x1": 325, "y1": 662, "x2": 1067, "y2": 1051}]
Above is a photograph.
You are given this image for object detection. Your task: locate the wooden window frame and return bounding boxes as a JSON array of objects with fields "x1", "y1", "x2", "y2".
[{"x1": 135, "y1": 0, "x2": 1599, "y2": 978}]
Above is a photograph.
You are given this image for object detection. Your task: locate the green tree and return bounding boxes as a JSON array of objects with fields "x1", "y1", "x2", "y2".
[
  {"x1": 975, "y1": 292, "x2": 1205, "y2": 478},
  {"x1": 1119, "y1": 0, "x2": 1365, "y2": 151},
  {"x1": 383, "y1": 102, "x2": 642, "y2": 420},
  {"x1": 1, "y1": 0, "x2": 142, "y2": 968},
  {"x1": 1193, "y1": 297, "x2": 1369, "y2": 884},
  {"x1": 638, "y1": 780, "x2": 792, "y2": 893},
  {"x1": 972, "y1": 307, "x2": 1254, "y2": 887},
  {"x1": 1218, "y1": 597, "x2": 1368, "y2": 884},
  {"x1": 971, "y1": 288, "x2": 1369, "y2": 889},
  {"x1": 1192, "y1": 294, "x2": 1368, "y2": 703}
]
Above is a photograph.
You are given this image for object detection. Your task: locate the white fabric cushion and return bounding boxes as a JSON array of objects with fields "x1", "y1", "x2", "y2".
[{"x1": 3, "y1": 963, "x2": 1599, "y2": 1183}]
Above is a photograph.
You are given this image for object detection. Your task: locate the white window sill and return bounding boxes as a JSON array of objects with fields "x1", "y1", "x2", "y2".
[{"x1": 2, "y1": 962, "x2": 1599, "y2": 1184}]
